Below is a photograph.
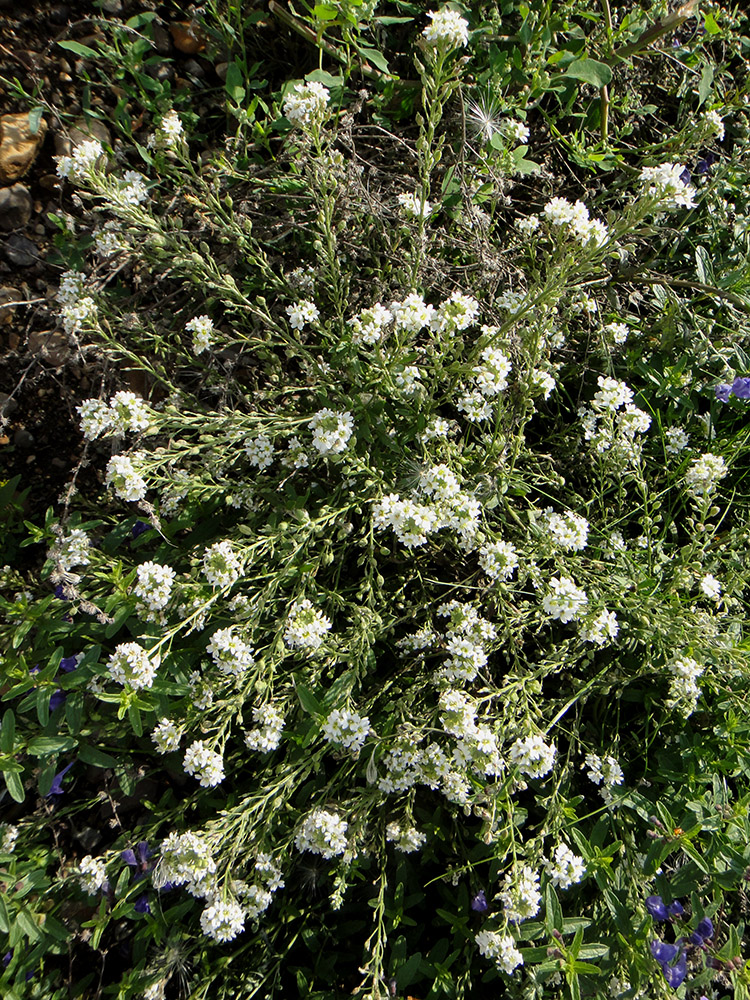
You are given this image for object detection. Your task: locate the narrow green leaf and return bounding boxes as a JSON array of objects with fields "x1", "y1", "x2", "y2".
[
  {"x1": 0, "y1": 709, "x2": 15, "y2": 754},
  {"x1": 57, "y1": 40, "x2": 99, "y2": 58},
  {"x1": 27, "y1": 736, "x2": 77, "y2": 756},
  {"x1": 4, "y1": 768, "x2": 25, "y2": 803}
]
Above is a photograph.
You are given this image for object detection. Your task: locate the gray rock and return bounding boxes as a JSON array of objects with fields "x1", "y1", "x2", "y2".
[
  {"x1": 0, "y1": 184, "x2": 32, "y2": 230},
  {"x1": 14, "y1": 427, "x2": 34, "y2": 448},
  {"x1": 4, "y1": 234, "x2": 37, "y2": 267}
]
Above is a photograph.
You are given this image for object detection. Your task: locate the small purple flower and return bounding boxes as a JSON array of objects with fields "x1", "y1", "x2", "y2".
[
  {"x1": 2, "y1": 951, "x2": 11, "y2": 968},
  {"x1": 134, "y1": 894, "x2": 151, "y2": 914},
  {"x1": 651, "y1": 940, "x2": 680, "y2": 964},
  {"x1": 49, "y1": 689, "x2": 67, "y2": 713},
  {"x1": 651, "y1": 938, "x2": 687, "y2": 988},
  {"x1": 59, "y1": 655, "x2": 79, "y2": 673},
  {"x1": 122, "y1": 841, "x2": 153, "y2": 882},
  {"x1": 715, "y1": 383, "x2": 732, "y2": 403},
  {"x1": 667, "y1": 900, "x2": 684, "y2": 917},
  {"x1": 680, "y1": 166, "x2": 691, "y2": 186},
  {"x1": 45, "y1": 761, "x2": 74, "y2": 797},
  {"x1": 732, "y1": 377, "x2": 750, "y2": 399},
  {"x1": 647, "y1": 895, "x2": 669, "y2": 921},
  {"x1": 131, "y1": 520, "x2": 150, "y2": 539},
  {"x1": 471, "y1": 890, "x2": 488, "y2": 913},
  {"x1": 663, "y1": 951, "x2": 687, "y2": 988},
  {"x1": 691, "y1": 916, "x2": 714, "y2": 944}
]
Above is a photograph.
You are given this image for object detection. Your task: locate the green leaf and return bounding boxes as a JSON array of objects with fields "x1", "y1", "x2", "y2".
[
  {"x1": 0, "y1": 709, "x2": 15, "y2": 754},
  {"x1": 294, "y1": 678, "x2": 323, "y2": 716},
  {"x1": 698, "y1": 63, "x2": 714, "y2": 106},
  {"x1": 57, "y1": 40, "x2": 99, "y2": 59},
  {"x1": 225, "y1": 61, "x2": 245, "y2": 106},
  {"x1": 564, "y1": 58, "x2": 613, "y2": 88},
  {"x1": 0, "y1": 892, "x2": 9, "y2": 932},
  {"x1": 703, "y1": 11, "x2": 720, "y2": 33},
  {"x1": 4, "y1": 768, "x2": 25, "y2": 803},
  {"x1": 26, "y1": 736, "x2": 78, "y2": 757},
  {"x1": 545, "y1": 884, "x2": 564, "y2": 933},
  {"x1": 356, "y1": 45, "x2": 391, "y2": 74},
  {"x1": 15, "y1": 908, "x2": 41, "y2": 942},
  {"x1": 27, "y1": 107, "x2": 44, "y2": 135},
  {"x1": 395, "y1": 951, "x2": 422, "y2": 988}
]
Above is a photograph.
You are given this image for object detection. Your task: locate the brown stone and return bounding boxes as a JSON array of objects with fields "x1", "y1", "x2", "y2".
[
  {"x1": 27, "y1": 329, "x2": 71, "y2": 365},
  {"x1": 54, "y1": 117, "x2": 111, "y2": 159},
  {"x1": 0, "y1": 112, "x2": 48, "y2": 184},
  {"x1": 169, "y1": 21, "x2": 206, "y2": 55}
]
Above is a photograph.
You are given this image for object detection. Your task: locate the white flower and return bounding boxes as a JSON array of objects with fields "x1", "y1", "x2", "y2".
[
  {"x1": 433, "y1": 291, "x2": 480, "y2": 335},
  {"x1": 700, "y1": 574, "x2": 721, "y2": 601},
  {"x1": 286, "y1": 300, "x2": 320, "y2": 330},
  {"x1": 203, "y1": 540, "x2": 242, "y2": 588},
  {"x1": 390, "y1": 292, "x2": 435, "y2": 333},
  {"x1": 422, "y1": 7, "x2": 469, "y2": 48},
  {"x1": 281, "y1": 436, "x2": 310, "y2": 469},
  {"x1": 48, "y1": 527, "x2": 90, "y2": 572},
  {"x1": 107, "y1": 642, "x2": 159, "y2": 689},
  {"x1": 457, "y1": 389, "x2": 492, "y2": 422},
  {"x1": 245, "y1": 434, "x2": 274, "y2": 469},
  {"x1": 348, "y1": 302, "x2": 392, "y2": 345},
  {"x1": 475, "y1": 930, "x2": 523, "y2": 974},
  {"x1": 394, "y1": 365, "x2": 422, "y2": 395},
  {"x1": 583, "y1": 752, "x2": 623, "y2": 788},
  {"x1": 506, "y1": 119, "x2": 530, "y2": 144},
  {"x1": 667, "y1": 655, "x2": 704, "y2": 717},
  {"x1": 57, "y1": 139, "x2": 104, "y2": 183},
  {"x1": 0, "y1": 823, "x2": 18, "y2": 853},
  {"x1": 665, "y1": 426, "x2": 690, "y2": 454},
  {"x1": 295, "y1": 809, "x2": 348, "y2": 858},
  {"x1": 386, "y1": 821, "x2": 427, "y2": 853},
  {"x1": 517, "y1": 215, "x2": 540, "y2": 234},
  {"x1": 322, "y1": 708, "x2": 371, "y2": 752},
  {"x1": 133, "y1": 561, "x2": 175, "y2": 611},
  {"x1": 183, "y1": 741, "x2": 225, "y2": 787},
  {"x1": 186, "y1": 315, "x2": 215, "y2": 355},
  {"x1": 77, "y1": 398, "x2": 113, "y2": 440},
  {"x1": 309, "y1": 408, "x2": 354, "y2": 456},
  {"x1": 545, "y1": 843, "x2": 586, "y2": 889},
  {"x1": 703, "y1": 109, "x2": 725, "y2": 141},
  {"x1": 547, "y1": 511, "x2": 589, "y2": 551},
  {"x1": 372, "y1": 494, "x2": 439, "y2": 548},
  {"x1": 639, "y1": 162, "x2": 696, "y2": 210},
  {"x1": 509, "y1": 734, "x2": 556, "y2": 778},
  {"x1": 245, "y1": 704, "x2": 285, "y2": 752},
  {"x1": 283, "y1": 81, "x2": 330, "y2": 126},
  {"x1": 159, "y1": 831, "x2": 216, "y2": 890},
  {"x1": 206, "y1": 627, "x2": 255, "y2": 675},
  {"x1": 155, "y1": 110, "x2": 184, "y2": 148},
  {"x1": 580, "y1": 609, "x2": 619, "y2": 646},
  {"x1": 398, "y1": 191, "x2": 431, "y2": 219},
  {"x1": 105, "y1": 454, "x2": 147, "y2": 502},
  {"x1": 479, "y1": 540, "x2": 518, "y2": 581},
  {"x1": 108, "y1": 391, "x2": 151, "y2": 435},
  {"x1": 542, "y1": 576, "x2": 588, "y2": 623},
  {"x1": 473, "y1": 346, "x2": 511, "y2": 397},
  {"x1": 200, "y1": 899, "x2": 245, "y2": 943},
  {"x1": 685, "y1": 453, "x2": 727, "y2": 496},
  {"x1": 604, "y1": 321, "x2": 629, "y2": 345},
  {"x1": 531, "y1": 368, "x2": 556, "y2": 399},
  {"x1": 593, "y1": 376, "x2": 633, "y2": 412},
  {"x1": 78, "y1": 855, "x2": 108, "y2": 894},
  {"x1": 152, "y1": 719, "x2": 181, "y2": 754},
  {"x1": 498, "y1": 866, "x2": 541, "y2": 922},
  {"x1": 62, "y1": 295, "x2": 98, "y2": 335},
  {"x1": 284, "y1": 598, "x2": 332, "y2": 651}
]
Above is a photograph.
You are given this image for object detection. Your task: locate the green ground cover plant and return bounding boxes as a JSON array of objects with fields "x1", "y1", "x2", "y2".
[{"x1": 2, "y1": 1, "x2": 750, "y2": 998}]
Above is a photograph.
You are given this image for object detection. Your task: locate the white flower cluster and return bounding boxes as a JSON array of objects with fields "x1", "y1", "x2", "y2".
[
  {"x1": 472, "y1": 344, "x2": 512, "y2": 397},
  {"x1": 245, "y1": 434, "x2": 274, "y2": 469},
  {"x1": 372, "y1": 494, "x2": 438, "y2": 549},
  {"x1": 437, "y1": 601, "x2": 496, "y2": 683},
  {"x1": 348, "y1": 302, "x2": 392, "y2": 345},
  {"x1": 542, "y1": 196, "x2": 609, "y2": 247},
  {"x1": 584, "y1": 752, "x2": 624, "y2": 805},
  {"x1": 106, "y1": 454, "x2": 148, "y2": 502},
  {"x1": 56, "y1": 268, "x2": 98, "y2": 336},
  {"x1": 593, "y1": 376, "x2": 633, "y2": 411},
  {"x1": 0, "y1": 823, "x2": 18, "y2": 853},
  {"x1": 295, "y1": 808, "x2": 348, "y2": 858},
  {"x1": 546, "y1": 510, "x2": 589, "y2": 551},
  {"x1": 475, "y1": 929, "x2": 524, "y2": 975},
  {"x1": 282, "y1": 81, "x2": 330, "y2": 126},
  {"x1": 107, "y1": 641, "x2": 159, "y2": 689},
  {"x1": 107, "y1": 170, "x2": 149, "y2": 209},
  {"x1": 685, "y1": 453, "x2": 727, "y2": 497},
  {"x1": 703, "y1": 109, "x2": 725, "y2": 140},
  {"x1": 579, "y1": 377, "x2": 651, "y2": 461},
  {"x1": 390, "y1": 292, "x2": 435, "y2": 333},
  {"x1": 386, "y1": 821, "x2": 427, "y2": 853},
  {"x1": 186, "y1": 315, "x2": 215, "y2": 355},
  {"x1": 433, "y1": 291, "x2": 480, "y2": 335},
  {"x1": 700, "y1": 574, "x2": 721, "y2": 601},
  {"x1": 440, "y1": 689, "x2": 504, "y2": 777},
  {"x1": 154, "y1": 110, "x2": 183, "y2": 148},
  {"x1": 639, "y1": 162, "x2": 696, "y2": 210},
  {"x1": 506, "y1": 119, "x2": 530, "y2": 144},
  {"x1": 152, "y1": 719, "x2": 181, "y2": 754},
  {"x1": 531, "y1": 367, "x2": 556, "y2": 399},
  {"x1": 422, "y1": 7, "x2": 469, "y2": 48},
  {"x1": 398, "y1": 191, "x2": 431, "y2": 219},
  {"x1": 203, "y1": 540, "x2": 242, "y2": 588},
  {"x1": 499, "y1": 865, "x2": 541, "y2": 922},
  {"x1": 284, "y1": 598, "x2": 332, "y2": 652},
  {"x1": 665, "y1": 426, "x2": 690, "y2": 454},
  {"x1": 509, "y1": 734, "x2": 556, "y2": 778},
  {"x1": 57, "y1": 138, "x2": 104, "y2": 183},
  {"x1": 48, "y1": 527, "x2": 90, "y2": 572},
  {"x1": 206, "y1": 627, "x2": 255, "y2": 676},
  {"x1": 281, "y1": 436, "x2": 310, "y2": 469},
  {"x1": 542, "y1": 576, "x2": 588, "y2": 623},
  {"x1": 604, "y1": 321, "x2": 629, "y2": 345},
  {"x1": 393, "y1": 364, "x2": 422, "y2": 395},
  {"x1": 94, "y1": 225, "x2": 126, "y2": 258},
  {"x1": 183, "y1": 740, "x2": 225, "y2": 787},
  {"x1": 159, "y1": 831, "x2": 217, "y2": 893},
  {"x1": 286, "y1": 300, "x2": 320, "y2": 330},
  {"x1": 245, "y1": 704, "x2": 285, "y2": 752},
  {"x1": 309, "y1": 408, "x2": 354, "y2": 456},
  {"x1": 78, "y1": 855, "x2": 108, "y2": 895},
  {"x1": 321, "y1": 708, "x2": 372, "y2": 752},
  {"x1": 580, "y1": 609, "x2": 619, "y2": 646},
  {"x1": 666, "y1": 655, "x2": 704, "y2": 717},
  {"x1": 200, "y1": 898, "x2": 245, "y2": 943},
  {"x1": 545, "y1": 843, "x2": 586, "y2": 889},
  {"x1": 133, "y1": 561, "x2": 175, "y2": 612}
]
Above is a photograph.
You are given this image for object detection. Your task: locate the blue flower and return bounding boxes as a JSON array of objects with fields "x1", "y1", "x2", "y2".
[
  {"x1": 131, "y1": 520, "x2": 150, "y2": 538},
  {"x1": 45, "y1": 761, "x2": 74, "y2": 797},
  {"x1": 59, "y1": 655, "x2": 79, "y2": 673},
  {"x1": 471, "y1": 890, "x2": 488, "y2": 913},
  {"x1": 49, "y1": 689, "x2": 67, "y2": 713},
  {"x1": 651, "y1": 939, "x2": 687, "y2": 989},
  {"x1": 715, "y1": 383, "x2": 732, "y2": 402},
  {"x1": 667, "y1": 900, "x2": 684, "y2": 917},
  {"x1": 663, "y1": 951, "x2": 687, "y2": 988},
  {"x1": 691, "y1": 916, "x2": 713, "y2": 944},
  {"x1": 134, "y1": 894, "x2": 151, "y2": 914},
  {"x1": 647, "y1": 896, "x2": 669, "y2": 921},
  {"x1": 122, "y1": 841, "x2": 153, "y2": 881},
  {"x1": 651, "y1": 940, "x2": 680, "y2": 964},
  {"x1": 732, "y1": 377, "x2": 750, "y2": 399}
]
